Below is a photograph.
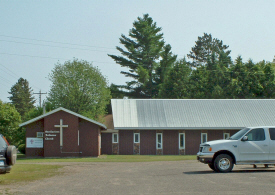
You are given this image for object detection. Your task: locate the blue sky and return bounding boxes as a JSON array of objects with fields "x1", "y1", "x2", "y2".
[{"x1": 1, "y1": 0, "x2": 275, "y2": 104}]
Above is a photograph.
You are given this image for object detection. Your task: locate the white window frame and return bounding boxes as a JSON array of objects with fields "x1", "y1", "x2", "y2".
[
  {"x1": 223, "y1": 133, "x2": 230, "y2": 140},
  {"x1": 36, "y1": 132, "x2": 44, "y2": 138},
  {"x1": 156, "y1": 133, "x2": 163, "y2": 149},
  {"x1": 112, "y1": 133, "x2": 118, "y2": 143},
  {"x1": 179, "y1": 133, "x2": 185, "y2": 149},
  {"x1": 134, "y1": 133, "x2": 140, "y2": 143},
  {"x1": 201, "y1": 133, "x2": 207, "y2": 143}
]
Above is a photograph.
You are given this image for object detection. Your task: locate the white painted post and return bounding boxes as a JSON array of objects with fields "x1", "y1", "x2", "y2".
[{"x1": 78, "y1": 130, "x2": 79, "y2": 146}]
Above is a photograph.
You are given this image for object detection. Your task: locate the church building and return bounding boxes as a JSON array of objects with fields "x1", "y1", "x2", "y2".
[
  {"x1": 20, "y1": 99, "x2": 275, "y2": 157},
  {"x1": 19, "y1": 107, "x2": 106, "y2": 157}
]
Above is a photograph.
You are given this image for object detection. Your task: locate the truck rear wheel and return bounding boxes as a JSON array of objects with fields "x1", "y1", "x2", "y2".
[{"x1": 214, "y1": 154, "x2": 234, "y2": 173}]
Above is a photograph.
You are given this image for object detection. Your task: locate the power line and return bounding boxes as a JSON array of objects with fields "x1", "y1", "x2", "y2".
[
  {"x1": 1, "y1": 39, "x2": 120, "y2": 54},
  {"x1": 0, "y1": 63, "x2": 47, "y2": 91},
  {"x1": 0, "y1": 75, "x2": 14, "y2": 85},
  {"x1": 0, "y1": 52, "x2": 69, "y2": 61},
  {"x1": 0, "y1": 35, "x2": 117, "y2": 50},
  {"x1": 0, "y1": 35, "x2": 184, "y2": 58}
]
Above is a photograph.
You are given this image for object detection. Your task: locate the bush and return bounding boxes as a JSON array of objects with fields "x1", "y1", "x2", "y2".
[{"x1": 18, "y1": 144, "x2": 26, "y2": 154}]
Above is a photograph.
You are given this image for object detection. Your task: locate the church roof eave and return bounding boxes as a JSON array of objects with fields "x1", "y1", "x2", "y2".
[{"x1": 19, "y1": 107, "x2": 107, "y2": 129}]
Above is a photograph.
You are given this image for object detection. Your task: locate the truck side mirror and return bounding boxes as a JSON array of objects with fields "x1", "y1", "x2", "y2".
[{"x1": 242, "y1": 136, "x2": 248, "y2": 141}]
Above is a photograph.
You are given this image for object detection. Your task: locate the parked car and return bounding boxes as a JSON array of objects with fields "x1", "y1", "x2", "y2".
[
  {"x1": 0, "y1": 134, "x2": 17, "y2": 174},
  {"x1": 197, "y1": 126, "x2": 275, "y2": 173}
]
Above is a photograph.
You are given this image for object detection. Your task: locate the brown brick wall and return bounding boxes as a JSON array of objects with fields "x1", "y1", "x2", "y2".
[
  {"x1": 119, "y1": 130, "x2": 133, "y2": 155},
  {"x1": 208, "y1": 130, "x2": 223, "y2": 141},
  {"x1": 163, "y1": 130, "x2": 178, "y2": 155},
  {"x1": 44, "y1": 111, "x2": 79, "y2": 157},
  {"x1": 185, "y1": 130, "x2": 201, "y2": 155},
  {"x1": 101, "y1": 133, "x2": 112, "y2": 155},
  {"x1": 140, "y1": 130, "x2": 156, "y2": 155},
  {"x1": 25, "y1": 119, "x2": 44, "y2": 157},
  {"x1": 79, "y1": 119, "x2": 100, "y2": 157}
]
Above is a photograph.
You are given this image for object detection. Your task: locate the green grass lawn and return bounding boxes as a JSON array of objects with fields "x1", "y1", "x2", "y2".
[
  {"x1": 0, "y1": 164, "x2": 62, "y2": 185},
  {"x1": 16, "y1": 154, "x2": 196, "y2": 163},
  {"x1": 0, "y1": 154, "x2": 196, "y2": 186}
]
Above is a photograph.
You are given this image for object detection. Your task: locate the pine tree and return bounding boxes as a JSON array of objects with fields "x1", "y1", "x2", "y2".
[
  {"x1": 8, "y1": 78, "x2": 36, "y2": 117},
  {"x1": 188, "y1": 33, "x2": 231, "y2": 67},
  {"x1": 155, "y1": 44, "x2": 177, "y2": 97},
  {"x1": 108, "y1": 14, "x2": 176, "y2": 98},
  {"x1": 158, "y1": 58, "x2": 191, "y2": 98}
]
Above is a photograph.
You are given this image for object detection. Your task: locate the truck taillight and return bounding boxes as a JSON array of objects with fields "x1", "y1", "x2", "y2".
[{"x1": 2, "y1": 136, "x2": 10, "y2": 146}]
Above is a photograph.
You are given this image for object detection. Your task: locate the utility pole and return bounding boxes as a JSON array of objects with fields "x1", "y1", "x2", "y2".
[{"x1": 34, "y1": 90, "x2": 47, "y2": 107}]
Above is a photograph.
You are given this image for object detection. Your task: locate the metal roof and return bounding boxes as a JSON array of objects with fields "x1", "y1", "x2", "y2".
[
  {"x1": 19, "y1": 107, "x2": 107, "y2": 129},
  {"x1": 111, "y1": 99, "x2": 275, "y2": 130}
]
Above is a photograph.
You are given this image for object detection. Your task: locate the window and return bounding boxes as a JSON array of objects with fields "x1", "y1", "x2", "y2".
[
  {"x1": 179, "y1": 133, "x2": 185, "y2": 149},
  {"x1": 223, "y1": 133, "x2": 230, "y2": 140},
  {"x1": 201, "y1": 133, "x2": 207, "y2": 143},
  {"x1": 0, "y1": 135, "x2": 8, "y2": 151},
  {"x1": 134, "y1": 133, "x2": 140, "y2": 143},
  {"x1": 112, "y1": 133, "x2": 118, "y2": 143},
  {"x1": 156, "y1": 133, "x2": 163, "y2": 149},
  {"x1": 37, "y1": 132, "x2": 44, "y2": 138},
  {"x1": 269, "y1": 128, "x2": 275, "y2": 140},
  {"x1": 245, "y1": 128, "x2": 265, "y2": 141}
]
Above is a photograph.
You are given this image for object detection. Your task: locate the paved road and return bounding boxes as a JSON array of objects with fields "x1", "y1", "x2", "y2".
[{"x1": 10, "y1": 161, "x2": 275, "y2": 195}]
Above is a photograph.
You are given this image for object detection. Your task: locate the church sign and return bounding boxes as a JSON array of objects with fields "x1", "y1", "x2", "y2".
[{"x1": 26, "y1": 138, "x2": 43, "y2": 148}]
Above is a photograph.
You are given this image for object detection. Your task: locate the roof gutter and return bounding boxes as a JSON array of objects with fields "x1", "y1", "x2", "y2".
[{"x1": 114, "y1": 127, "x2": 245, "y2": 130}]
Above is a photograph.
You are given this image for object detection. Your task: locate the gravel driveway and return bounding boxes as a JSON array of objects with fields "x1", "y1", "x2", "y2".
[{"x1": 3, "y1": 160, "x2": 275, "y2": 195}]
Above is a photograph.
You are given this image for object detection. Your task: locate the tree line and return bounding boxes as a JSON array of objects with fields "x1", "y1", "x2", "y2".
[
  {"x1": 1, "y1": 13, "x2": 274, "y2": 146},
  {"x1": 109, "y1": 14, "x2": 275, "y2": 99}
]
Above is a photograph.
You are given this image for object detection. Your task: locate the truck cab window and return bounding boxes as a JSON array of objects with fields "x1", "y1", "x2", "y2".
[
  {"x1": 245, "y1": 128, "x2": 265, "y2": 141},
  {"x1": 269, "y1": 128, "x2": 275, "y2": 140}
]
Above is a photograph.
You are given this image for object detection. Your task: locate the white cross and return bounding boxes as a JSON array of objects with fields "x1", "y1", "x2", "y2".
[{"x1": 54, "y1": 119, "x2": 68, "y2": 147}]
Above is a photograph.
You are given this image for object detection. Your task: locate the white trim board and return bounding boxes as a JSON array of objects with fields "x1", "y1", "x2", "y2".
[{"x1": 19, "y1": 107, "x2": 107, "y2": 129}]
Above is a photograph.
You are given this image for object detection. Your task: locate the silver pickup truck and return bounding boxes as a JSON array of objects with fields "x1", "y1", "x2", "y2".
[{"x1": 197, "y1": 126, "x2": 275, "y2": 172}]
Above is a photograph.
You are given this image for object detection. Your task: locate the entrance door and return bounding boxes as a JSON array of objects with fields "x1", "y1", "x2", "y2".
[{"x1": 238, "y1": 128, "x2": 269, "y2": 162}]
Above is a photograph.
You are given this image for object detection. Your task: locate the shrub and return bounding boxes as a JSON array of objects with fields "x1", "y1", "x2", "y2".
[{"x1": 18, "y1": 144, "x2": 26, "y2": 154}]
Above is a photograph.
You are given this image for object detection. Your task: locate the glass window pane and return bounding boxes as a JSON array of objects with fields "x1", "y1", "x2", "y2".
[
  {"x1": 245, "y1": 128, "x2": 265, "y2": 141},
  {"x1": 0, "y1": 135, "x2": 8, "y2": 151},
  {"x1": 134, "y1": 133, "x2": 139, "y2": 143},
  {"x1": 157, "y1": 133, "x2": 162, "y2": 149},
  {"x1": 158, "y1": 134, "x2": 161, "y2": 143},
  {"x1": 179, "y1": 134, "x2": 184, "y2": 148},
  {"x1": 113, "y1": 133, "x2": 118, "y2": 143},
  {"x1": 201, "y1": 133, "x2": 207, "y2": 143},
  {"x1": 270, "y1": 128, "x2": 275, "y2": 140}
]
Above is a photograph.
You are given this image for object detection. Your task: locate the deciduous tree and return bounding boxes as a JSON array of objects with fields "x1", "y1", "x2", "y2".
[
  {"x1": 47, "y1": 59, "x2": 111, "y2": 121},
  {"x1": 0, "y1": 100, "x2": 21, "y2": 145}
]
